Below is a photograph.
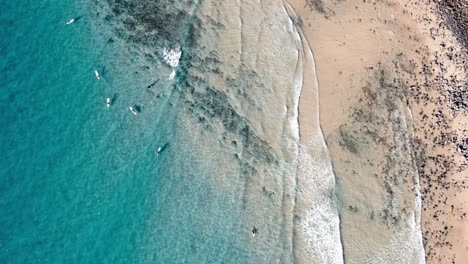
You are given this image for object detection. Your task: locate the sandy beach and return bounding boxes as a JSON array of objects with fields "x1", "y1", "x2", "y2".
[{"x1": 289, "y1": 0, "x2": 467, "y2": 262}]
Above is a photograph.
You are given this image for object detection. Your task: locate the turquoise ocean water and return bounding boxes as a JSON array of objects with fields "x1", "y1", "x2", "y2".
[
  {"x1": 0, "y1": 0, "x2": 184, "y2": 262},
  {"x1": 1, "y1": 0, "x2": 343, "y2": 263}
]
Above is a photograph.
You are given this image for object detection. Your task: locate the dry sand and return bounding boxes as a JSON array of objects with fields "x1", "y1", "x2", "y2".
[{"x1": 289, "y1": 0, "x2": 467, "y2": 263}]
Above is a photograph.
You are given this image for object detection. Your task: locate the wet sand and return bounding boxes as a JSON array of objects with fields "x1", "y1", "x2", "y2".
[
  {"x1": 283, "y1": 2, "x2": 344, "y2": 262},
  {"x1": 289, "y1": 0, "x2": 467, "y2": 263}
]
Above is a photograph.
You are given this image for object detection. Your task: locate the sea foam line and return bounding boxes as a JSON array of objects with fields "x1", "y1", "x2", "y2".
[{"x1": 283, "y1": 1, "x2": 344, "y2": 263}]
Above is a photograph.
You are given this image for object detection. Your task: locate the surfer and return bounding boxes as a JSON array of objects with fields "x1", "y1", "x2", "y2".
[
  {"x1": 94, "y1": 70, "x2": 100, "y2": 80},
  {"x1": 129, "y1": 106, "x2": 138, "y2": 115},
  {"x1": 106, "y1": 98, "x2": 111, "y2": 108},
  {"x1": 146, "y1": 79, "x2": 159, "y2": 89},
  {"x1": 156, "y1": 147, "x2": 162, "y2": 155},
  {"x1": 251, "y1": 227, "x2": 258, "y2": 237}
]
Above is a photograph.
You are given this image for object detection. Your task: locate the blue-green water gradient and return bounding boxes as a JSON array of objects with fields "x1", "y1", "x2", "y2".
[{"x1": 0, "y1": 1, "x2": 174, "y2": 262}]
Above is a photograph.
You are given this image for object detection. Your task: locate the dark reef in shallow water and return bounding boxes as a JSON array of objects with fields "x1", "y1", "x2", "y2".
[
  {"x1": 94, "y1": 0, "x2": 199, "y2": 61},
  {"x1": 94, "y1": 0, "x2": 279, "y2": 174}
]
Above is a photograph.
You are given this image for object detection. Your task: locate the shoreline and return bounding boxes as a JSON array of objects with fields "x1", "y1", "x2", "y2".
[
  {"x1": 284, "y1": 2, "x2": 344, "y2": 263},
  {"x1": 290, "y1": 0, "x2": 426, "y2": 261},
  {"x1": 291, "y1": 0, "x2": 466, "y2": 262}
]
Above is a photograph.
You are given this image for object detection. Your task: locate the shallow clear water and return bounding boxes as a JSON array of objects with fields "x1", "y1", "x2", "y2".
[{"x1": 1, "y1": 0, "x2": 343, "y2": 263}]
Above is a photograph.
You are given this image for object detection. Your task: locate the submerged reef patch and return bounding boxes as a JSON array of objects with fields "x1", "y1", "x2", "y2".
[{"x1": 94, "y1": 0, "x2": 281, "y2": 176}]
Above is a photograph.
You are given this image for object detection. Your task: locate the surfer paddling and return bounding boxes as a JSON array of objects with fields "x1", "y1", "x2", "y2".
[
  {"x1": 146, "y1": 80, "x2": 159, "y2": 89},
  {"x1": 106, "y1": 98, "x2": 111, "y2": 108},
  {"x1": 156, "y1": 147, "x2": 162, "y2": 156},
  {"x1": 129, "y1": 106, "x2": 138, "y2": 115}
]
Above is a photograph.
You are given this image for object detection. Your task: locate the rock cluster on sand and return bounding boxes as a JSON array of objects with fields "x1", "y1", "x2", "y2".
[{"x1": 407, "y1": 1, "x2": 467, "y2": 262}]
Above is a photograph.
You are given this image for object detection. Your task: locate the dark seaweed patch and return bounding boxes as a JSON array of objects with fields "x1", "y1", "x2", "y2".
[
  {"x1": 338, "y1": 126, "x2": 361, "y2": 154},
  {"x1": 105, "y1": 0, "x2": 196, "y2": 44},
  {"x1": 340, "y1": 63, "x2": 419, "y2": 227},
  {"x1": 93, "y1": 0, "x2": 200, "y2": 66},
  {"x1": 94, "y1": 0, "x2": 280, "y2": 181},
  {"x1": 181, "y1": 73, "x2": 277, "y2": 169}
]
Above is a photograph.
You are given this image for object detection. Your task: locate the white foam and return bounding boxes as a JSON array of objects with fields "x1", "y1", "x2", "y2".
[
  {"x1": 282, "y1": 2, "x2": 344, "y2": 262},
  {"x1": 296, "y1": 143, "x2": 344, "y2": 263},
  {"x1": 163, "y1": 47, "x2": 182, "y2": 68},
  {"x1": 286, "y1": 15, "x2": 303, "y2": 143},
  {"x1": 289, "y1": 49, "x2": 302, "y2": 142},
  {"x1": 169, "y1": 69, "x2": 176, "y2": 80}
]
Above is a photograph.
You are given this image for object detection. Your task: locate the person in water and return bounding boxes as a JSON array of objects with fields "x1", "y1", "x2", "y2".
[
  {"x1": 147, "y1": 80, "x2": 159, "y2": 89},
  {"x1": 251, "y1": 227, "x2": 258, "y2": 237}
]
